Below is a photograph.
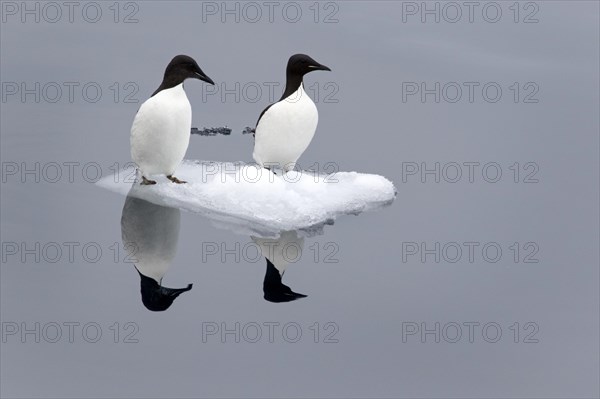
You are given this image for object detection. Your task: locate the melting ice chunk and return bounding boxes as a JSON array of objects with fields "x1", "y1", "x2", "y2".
[{"x1": 97, "y1": 160, "x2": 396, "y2": 236}]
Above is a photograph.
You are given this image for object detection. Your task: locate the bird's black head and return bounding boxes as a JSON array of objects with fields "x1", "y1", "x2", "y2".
[
  {"x1": 152, "y1": 54, "x2": 214, "y2": 96},
  {"x1": 277, "y1": 54, "x2": 331, "y2": 101},
  {"x1": 139, "y1": 272, "x2": 193, "y2": 312},
  {"x1": 165, "y1": 54, "x2": 214, "y2": 85},
  {"x1": 286, "y1": 54, "x2": 331, "y2": 77},
  {"x1": 263, "y1": 259, "x2": 307, "y2": 303}
]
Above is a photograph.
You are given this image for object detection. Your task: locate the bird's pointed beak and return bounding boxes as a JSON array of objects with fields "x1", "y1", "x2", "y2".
[
  {"x1": 309, "y1": 62, "x2": 331, "y2": 72},
  {"x1": 195, "y1": 71, "x2": 215, "y2": 85},
  {"x1": 163, "y1": 283, "x2": 193, "y2": 298},
  {"x1": 289, "y1": 291, "x2": 307, "y2": 299}
]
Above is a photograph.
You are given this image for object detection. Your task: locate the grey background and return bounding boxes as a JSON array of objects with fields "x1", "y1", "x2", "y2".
[{"x1": 1, "y1": 1, "x2": 599, "y2": 398}]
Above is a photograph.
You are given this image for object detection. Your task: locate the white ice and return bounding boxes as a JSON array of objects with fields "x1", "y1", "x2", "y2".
[{"x1": 97, "y1": 160, "x2": 396, "y2": 237}]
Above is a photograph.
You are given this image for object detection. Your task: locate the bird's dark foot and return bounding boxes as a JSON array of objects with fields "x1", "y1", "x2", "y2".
[
  {"x1": 264, "y1": 167, "x2": 277, "y2": 175},
  {"x1": 167, "y1": 175, "x2": 187, "y2": 184},
  {"x1": 140, "y1": 176, "x2": 157, "y2": 185}
]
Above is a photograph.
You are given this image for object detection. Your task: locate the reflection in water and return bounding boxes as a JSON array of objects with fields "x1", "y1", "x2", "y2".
[
  {"x1": 117, "y1": 192, "x2": 346, "y2": 308},
  {"x1": 120, "y1": 194, "x2": 192, "y2": 311},
  {"x1": 252, "y1": 231, "x2": 307, "y2": 303}
]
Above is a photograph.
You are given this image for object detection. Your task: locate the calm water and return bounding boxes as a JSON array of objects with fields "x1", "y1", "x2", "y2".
[{"x1": 1, "y1": 1, "x2": 598, "y2": 398}]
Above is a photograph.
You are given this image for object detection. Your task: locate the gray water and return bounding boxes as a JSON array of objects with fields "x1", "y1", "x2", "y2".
[{"x1": 1, "y1": 1, "x2": 599, "y2": 398}]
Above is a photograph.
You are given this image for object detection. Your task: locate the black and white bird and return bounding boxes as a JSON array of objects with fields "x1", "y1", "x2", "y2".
[
  {"x1": 252, "y1": 231, "x2": 307, "y2": 303},
  {"x1": 121, "y1": 194, "x2": 192, "y2": 312},
  {"x1": 131, "y1": 55, "x2": 214, "y2": 185},
  {"x1": 253, "y1": 54, "x2": 331, "y2": 172}
]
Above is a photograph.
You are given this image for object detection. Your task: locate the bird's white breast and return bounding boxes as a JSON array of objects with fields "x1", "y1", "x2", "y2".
[
  {"x1": 130, "y1": 84, "x2": 191, "y2": 176},
  {"x1": 121, "y1": 196, "x2": 181, "y2": 283},
  {"x1": 253, "y1": 84, "x2": 318, "y2": 171},
  {"x1": 251, "y1": 231, "x2": 305, "y2": 275}
]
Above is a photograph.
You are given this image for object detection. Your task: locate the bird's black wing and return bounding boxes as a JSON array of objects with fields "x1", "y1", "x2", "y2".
[
  {"x1": 249, "y1": 103, "x2": 275, "y2": 137},
  {"x1": 255, "y1": 103, "x2": 275, "y2": 129}
]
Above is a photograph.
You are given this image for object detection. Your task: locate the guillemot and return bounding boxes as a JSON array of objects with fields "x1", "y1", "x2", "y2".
[
  {"x1": 130, "y1": 55, "x2": 214, "y2": 185},
  {"x1": 121, "y1": 194, "x2": 192, "y2": 311},
  {"x1": 252, "y1": 231, "x2": 307, "y2": 303},
  {"x1": 252, "y1": 54, "x2": 331, "y2": 173}
]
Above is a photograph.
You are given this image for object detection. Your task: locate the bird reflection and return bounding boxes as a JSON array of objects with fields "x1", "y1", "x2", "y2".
[
  {"x1": 251, "y1": 231, "x2": 307, "y2": 303},
  {"x1": 120, "y1": 194, "x2": 192, "y2": 311}
]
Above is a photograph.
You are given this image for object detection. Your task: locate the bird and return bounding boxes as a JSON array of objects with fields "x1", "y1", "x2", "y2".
[
  {"x1": 121, "y1": 193, "x2": 192, "y2": 311},
  {"x1": 253, "y1": 54, "x2": 331, "y2": 173},
  {"x1": 130, "y1": 55, "x2": 214, "y2": 185},
  {"x1": 252, "y1": 231, "x2": 307, "y2": 303}
]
